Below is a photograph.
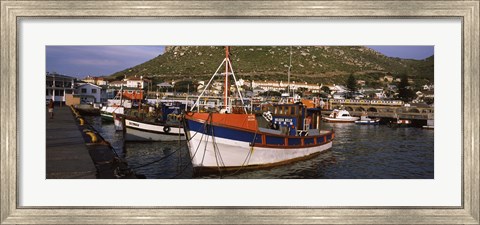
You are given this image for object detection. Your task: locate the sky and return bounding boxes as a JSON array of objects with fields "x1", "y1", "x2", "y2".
[
  {"x1": 367, "y1": 46, "x2": 434, "y2": 60},
  {"x1": 46, "y1": 46, "x2": 165, "y2": 78},
  {"x1": 46, "y1": 45, "x2": 434, "y2": 78}
]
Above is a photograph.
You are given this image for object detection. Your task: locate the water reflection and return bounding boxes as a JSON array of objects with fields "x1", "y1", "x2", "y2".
[{"x1": 86, "y1": 116, "x2": 433, "y2": 179}]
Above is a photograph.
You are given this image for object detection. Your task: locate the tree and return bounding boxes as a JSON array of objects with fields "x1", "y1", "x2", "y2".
[
  {"x1": 346, "y1": 74, "x2": 357, "y2": 98},
  {"x1": 321, "y1": 86, "x2": 331, "y2": 94},
  {"x1": 398, "y1": 73, "x2": 415, "y2": 102}
]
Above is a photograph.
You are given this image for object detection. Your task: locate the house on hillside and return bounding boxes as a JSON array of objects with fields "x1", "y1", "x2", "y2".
[
  {"x1": 382, "y1": 75, "x2": 394, "y2": 83},
  {"x1": 387, "y1": 84, "x2": 398, "y2": 91},
  {"x1": 109, "y1": 80, "x2": 126, "y2": 87},
  {"x1": 423, "y1": 84, "x2": 434, "y2": 91},
  {"x1": 83, "y1": 75, "x2": 108, "y2": 86},
  {"x1": 125, "y1": 76, "x2": 146, "y2": 89}
]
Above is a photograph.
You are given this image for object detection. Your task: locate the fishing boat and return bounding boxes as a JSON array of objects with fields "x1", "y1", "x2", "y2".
[
  {"x1": 123, "y1": 102, "x2": 186, "y2": 141},
  {"x1": 100, "y1": 105, "x2": 124, "y2": 121},
  {"x1": 100, "y1": 87, "x2": 130, "y2": 121},
  {"x1": 355, "y1": 113, "x2": 380, "y2": 125},
  {"x1": 323, "y1": 109, "x2": 359, "y2": 123},
  {"x1": 183, "y1": 47, "x2": 335, "y2": 172}
]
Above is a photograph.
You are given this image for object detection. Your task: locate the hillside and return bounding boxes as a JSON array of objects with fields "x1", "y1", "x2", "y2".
[{"x1": 108, "y1": 46, "x2": 433, "y2": 87}]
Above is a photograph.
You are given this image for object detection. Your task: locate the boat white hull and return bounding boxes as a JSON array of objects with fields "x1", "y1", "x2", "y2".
[
  {"x1": 186, "y1": 131, "x2": 332, "y2": 168},
  {"x1": 125, "y1": 119, "x2": 185, "y2": 142},
  {"x1": 324, "y1": 117, "x2": 359, "y2": 123},
  {"x1": 355, "y1": 120, "x2": 380, "y2": 124}
]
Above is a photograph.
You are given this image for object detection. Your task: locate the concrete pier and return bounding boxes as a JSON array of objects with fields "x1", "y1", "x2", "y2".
[{"x1": 46, "y1": 106, "x2": 97, "y2": 179}]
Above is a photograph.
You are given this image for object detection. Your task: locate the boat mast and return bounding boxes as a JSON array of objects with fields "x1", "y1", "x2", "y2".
[
  {"x1": 224, "y1": 46, "x2": 229, "y2": 109},
  {"x1": 190, "y1": 46, "x2": 246, "y2": 113},
  {"x1": 287, "y1": 46, "x2": 292, "y2": 96}
]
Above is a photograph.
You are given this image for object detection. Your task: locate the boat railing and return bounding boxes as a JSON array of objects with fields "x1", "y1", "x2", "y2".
[{"x1": 187, "y1": 95, "x2": 252, "y2": 113}]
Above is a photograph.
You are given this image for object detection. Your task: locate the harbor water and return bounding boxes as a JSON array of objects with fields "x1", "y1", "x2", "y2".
[{"x1": 86, "y1": 116, "x2": 434, "y2": 179}]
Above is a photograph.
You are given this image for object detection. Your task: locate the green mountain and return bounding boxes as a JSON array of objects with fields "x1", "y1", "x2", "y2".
[{"x1": 108, "y1": 46, "x2": 433, "y2": 87}]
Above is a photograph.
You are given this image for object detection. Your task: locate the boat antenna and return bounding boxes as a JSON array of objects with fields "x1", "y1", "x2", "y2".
[{"x1": 287, "y1": 46, "x2": 292, "y2": 96}]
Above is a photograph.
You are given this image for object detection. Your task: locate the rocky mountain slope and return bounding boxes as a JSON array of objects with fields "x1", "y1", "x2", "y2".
[{"x1": 108, "y1": 46, "x2": 433, "y2": 87}]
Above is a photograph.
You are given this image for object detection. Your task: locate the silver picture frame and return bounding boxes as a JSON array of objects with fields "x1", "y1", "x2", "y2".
[{"x1": 1, "y1": 1, "x2": 478, "y2": 224}]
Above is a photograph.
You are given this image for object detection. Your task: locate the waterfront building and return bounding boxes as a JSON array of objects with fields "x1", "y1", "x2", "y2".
[
  {"x1": 45, "y1": 72, "x2": 76, "y2": 104},
  {"x1": 75, "y1": 83, "x2": 102, "y2": 103},
  {"x1": 251, "y1": 80, "x2": 321, "y2": 93}
]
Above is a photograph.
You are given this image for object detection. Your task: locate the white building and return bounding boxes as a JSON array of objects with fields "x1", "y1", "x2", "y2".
[
  {"x1": 46, "y1": 72, "x2": 76, "y2": 103},
  {"x1": 82, "y1": 75, "x2": 108, "y2": 86},
  {"x1": 251, "y1": 80, "x2": 320, "y2": 93},
  {"x1": 125, "y1": 77, "x2": 146, "y2": 89},
  {"x1": 75, "y1": 83, "x2": 102, "y2": 103}
]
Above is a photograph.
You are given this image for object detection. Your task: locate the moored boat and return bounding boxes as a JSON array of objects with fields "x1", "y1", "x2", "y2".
[
  {"x1": 124, "y1": 116, "x2": 185, "y2": 141},
  {"x1": 355, "y1": 114, "x2": 380, "y2": 125},
  {"x1": 388, "y1": 118, "x2": 412, "y2": 128},
  {"x1": 100, "y1": 105, "x2": 124, "y2": 121},
  {"x1": 183, "y1": 47, "x2": 334, "y2": 172},
  {"x1": 100, "y1": 86, "x2": 131, "y2": 121},
  {"x1": 124, "y1": 102, "x2": 186, "y2": 141},
  {"x1": 323, "y1": 109, "x2": 359, "y2": 123}
]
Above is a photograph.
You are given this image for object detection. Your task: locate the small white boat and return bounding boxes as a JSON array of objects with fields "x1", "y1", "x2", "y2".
[
  {"x1": 355, "y1": 115, "x2": 380, "y2": 125},
  {"x1": 124, "y1": 116, "x2": 185, "y2": 142},
  {"x1": 323, "y1": 109, "x2": 359, "y2": 123},
  {"x1": 100, "y1": 106, "x2": 124, "y2": 121},
  {"x1": 388, "y1": 119, "x2": 412, "y2": 128},
  {"x1": 100, "y1": 87, "x2": 131, "y2": 121}
]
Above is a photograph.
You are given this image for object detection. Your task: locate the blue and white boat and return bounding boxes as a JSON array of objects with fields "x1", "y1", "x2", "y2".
[{"x1": 183, "y1": 47, "x2": 334, "y2": 171}]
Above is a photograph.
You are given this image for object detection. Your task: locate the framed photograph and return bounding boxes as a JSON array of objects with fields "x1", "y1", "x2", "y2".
[{"x1": 1, "y1": 0, "x2": 478, "y2": 224}]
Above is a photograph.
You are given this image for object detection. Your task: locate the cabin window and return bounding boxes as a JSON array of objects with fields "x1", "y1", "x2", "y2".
[
  {"x1": 341, "y1": 114, "x2": 349, "y2": 117},
  {"x1": 91, "y1": 89, "x2": 97, "y2": 94},
  {"x1": 290, "y1": 107, "x2": 295, "y2": 115},
  {"x1": 81, "y1": 88, "x2": 87, "y2": 94},
  {"x1": 279, "y1": 106, "x2": 284, "y2": 115}
]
